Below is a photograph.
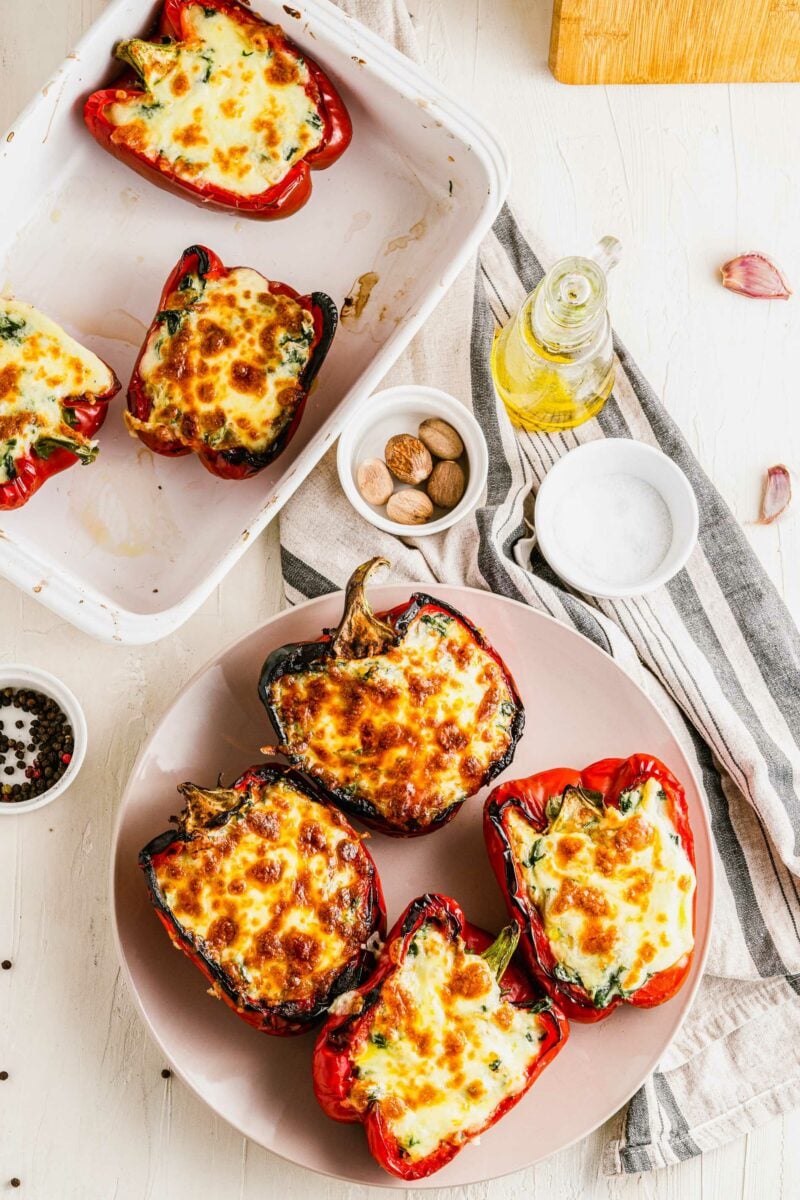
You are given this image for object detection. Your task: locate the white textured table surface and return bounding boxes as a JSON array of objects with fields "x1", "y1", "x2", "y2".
[{"x1": 2, "y1": 2, "x2": 800, "y2": 1197}]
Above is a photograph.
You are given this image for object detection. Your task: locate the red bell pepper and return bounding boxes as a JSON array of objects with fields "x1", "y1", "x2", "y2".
[
  {"x1": 126, "y1": 244, "x2": 337, "y2": 479},
  {"x1": 484, "y1": 754, "x2": 697, "y2": 1022},
  {"x1": 259, "y1": 557, "x2": 525, "y2": 836},
  {"x1": 0, "y1": 302, "x2": 120, "y2": 511},
  {"x1": 83, "y1": 0, "x2": 352, "y2": 218},
  {"x1": 139, "y1": 762, "x2": 386, "y2": 1035},
  {"x1": 312, "y1": 893, "x2": 568, "y2": 1180}
]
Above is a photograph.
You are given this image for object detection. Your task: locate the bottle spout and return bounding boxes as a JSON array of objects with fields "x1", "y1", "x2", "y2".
[
  {"x1": 534, "y1": 238, "x2": 619, "y2": 347},
  {"x1": 588, "y1": 235, "x2": 622, "y2": 278}
]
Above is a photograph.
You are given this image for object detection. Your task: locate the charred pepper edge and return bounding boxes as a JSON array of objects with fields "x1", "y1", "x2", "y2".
[
  {"x1": 82, "y1": 0, "x2": 353, "y2": 218},
  {"x1": 312, "y1": 892, "x2": 569, "y2": 1180},
  {"x1": 214, "y1": 288, "x2": 338, "y2": 476},
  {"x1": 138, "y1": 761, "x2": 387, "y2": 1033},
  {"x1": 316, "y1": 896, "x2": 452, "y2": 1051},
  {"x1": 316, "y1": 891, "x2": 545, "y2": 1064},
  {"x1": 258, "y1": 589, "x2": 525, "y2": 837},
  {"x1": 126, "y1": 243, "x2": 338, "y2": 476},
  {"x1": 483, "y1": 758, "x2": 696, "y2": 1022}
]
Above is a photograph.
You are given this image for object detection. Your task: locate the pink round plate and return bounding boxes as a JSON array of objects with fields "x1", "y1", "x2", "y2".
[{"x1": 112, "y1": 585, "x2": 714, "y2": 1188}]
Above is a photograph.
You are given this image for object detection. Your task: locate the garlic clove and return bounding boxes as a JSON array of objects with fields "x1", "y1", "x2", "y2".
[
  {"x1": 758, "y1": 464, "x2": 792, "y2": 524},
  {"x1": 721, "y1": 253, "x2": 792, "y2": 300}
]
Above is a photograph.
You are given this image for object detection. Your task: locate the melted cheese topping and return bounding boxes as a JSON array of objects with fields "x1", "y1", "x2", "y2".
[
  {"x1": 508, "y1": 778, "x2": 696, "y2": 1006},
  {"x1": 128, "y1": 263, "x2": 314, "y2": 454},
  {"x1": 106, "y1": 5, "x2": 324, "y2": 198},
  {"x1": 152, "y1": 777, "x2": 375, "y2": 1007},
  {"x1": 270, "y1": 610, "x2": 518, "y2": 831},
  {"x1": 0, "y1": 299, "x2": 114, "y2": 484},
  {"x1": 348, "y1": 923, "x2": 547, "y2": 1163}
]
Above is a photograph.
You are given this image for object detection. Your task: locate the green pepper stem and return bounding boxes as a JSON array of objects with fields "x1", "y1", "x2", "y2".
[
  {"x1": 175, "y1": 782, "x2": 242, "y2": 836},
  {"x1": 34, "y1": 436, "x2": 98, "y2": 465},
  {"x1": 481, "y1": 924, "x2": 520, "y2": 982},
  {"x1": 329, "y1": 557, "x2": 396, "y2": 660},
  {"x1": 114, "y1": 38, "x2": 177, "y2": 83}
]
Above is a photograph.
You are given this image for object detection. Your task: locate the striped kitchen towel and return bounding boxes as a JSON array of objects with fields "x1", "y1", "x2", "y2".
[{"x1": 279, "y1": 0, "x2": 800, "y2": 1174}]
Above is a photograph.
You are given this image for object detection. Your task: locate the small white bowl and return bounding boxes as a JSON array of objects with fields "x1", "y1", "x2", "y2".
[
  {"x1": 533, "y1": 439, "x2": 699, "y2": 598},
  {"x1": 336, "y1": 385, "x2": 489, "y2": 537},
  {"x1": 0, "y1": 664, "x2": 88, "y2": 815}
]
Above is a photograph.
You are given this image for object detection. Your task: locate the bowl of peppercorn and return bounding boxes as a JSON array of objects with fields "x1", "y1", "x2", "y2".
[{"x1": 0, "y1": 665, "x2": 87, "y2": 813}]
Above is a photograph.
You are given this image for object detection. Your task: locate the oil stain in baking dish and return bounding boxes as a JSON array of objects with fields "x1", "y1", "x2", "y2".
[
  {"x1": 119, "y1": 188, "x2": 140, "y2": 210},
  {"x1": 76, "y1": 505, "x2": 149, "y2": 558},
  {"x1": 386, "y1": 220, "x2": 426, "y2": 254},
  {"x1": 341, "y1": 272, "x2": 380, "y2": 325},
  {"x1": 71, "y1": 459, "x2": 178, "y2": 557},
  {"x1": 344, "y1": 210, "x2": 371, "y2": 243}
]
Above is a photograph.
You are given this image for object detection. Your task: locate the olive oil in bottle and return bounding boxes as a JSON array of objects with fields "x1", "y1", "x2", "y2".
[{"x1": 491, "y1": 236, "x2": 621, "y2": 432}]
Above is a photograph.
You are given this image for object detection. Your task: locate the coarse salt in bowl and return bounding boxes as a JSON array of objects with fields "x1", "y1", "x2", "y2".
[
  {"x1": 532, "y1": 439, "x2": 699, "y2": 598},
  {"x1": 0, "y1": 664, "x2": 88, "y2": 815}
]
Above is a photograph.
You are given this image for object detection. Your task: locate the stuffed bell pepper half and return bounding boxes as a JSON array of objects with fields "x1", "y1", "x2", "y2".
[
  {"x1": 484, "y1": 754, "x2": 697, "y2": 1022},
  {"x1": 312, "y1": 893, "x2": 568, "y2": 1180},
  {"x1": 0, "y1": 298, "x2": 120, "y2": 510},
  {"x1": 139, "y1": 763, "x2": 386, "y2": 1034},
  {"x1": 125, "y1": 244, "x2": 336, "y2": 478},
  {"x1": 259, "y1": 558, "x2": 525, "y2": 836},
  {"x1": 84, "y1": 0, "x2": 352, "y2": 217}
]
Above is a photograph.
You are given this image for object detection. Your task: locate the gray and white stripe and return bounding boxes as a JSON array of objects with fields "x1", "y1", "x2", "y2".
[{"x1": 281, "y1": 0, "x2": 800, "y2": 1173}]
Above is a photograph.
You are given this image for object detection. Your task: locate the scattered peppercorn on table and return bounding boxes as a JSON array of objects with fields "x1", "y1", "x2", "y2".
[{"x1": 2, "y1": 1, "x2": 800, "y2": 1198}]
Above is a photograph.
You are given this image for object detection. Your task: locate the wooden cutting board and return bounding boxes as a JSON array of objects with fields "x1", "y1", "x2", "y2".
[{"x1": 550, "y1": 0, "x2": 800, "y2": 83}]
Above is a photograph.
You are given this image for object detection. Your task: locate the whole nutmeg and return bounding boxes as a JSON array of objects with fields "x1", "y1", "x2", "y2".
[
  {"x1": 385, "y1": 434, "x2": 432, "y2": 485},
  {"x1": 386, "y1": 489, "x2": 433, "y2": 525},
  {"x1": 356, "y1": 458, "x2": 393, "y2": 506},
  {"x1": 427, "y1": 460, "x2": 465, "y2": 509},
  {"x1": 418, "y1": 417, "x2": 464, "y2": 461}
]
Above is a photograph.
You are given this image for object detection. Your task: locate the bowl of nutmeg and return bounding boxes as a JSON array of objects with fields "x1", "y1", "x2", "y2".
[{"x1": 336, "y1": 385, "x2": 489, "y2": 536}]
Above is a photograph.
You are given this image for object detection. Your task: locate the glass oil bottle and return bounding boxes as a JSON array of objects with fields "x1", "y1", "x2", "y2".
[{"x1": 491, "y1": 236, "x2": 621, "y2": 432}]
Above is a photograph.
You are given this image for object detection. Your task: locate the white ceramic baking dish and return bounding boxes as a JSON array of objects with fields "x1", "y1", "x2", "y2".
[{"x1": 0, "y1": 0, "x2": 508, "y2": 643}]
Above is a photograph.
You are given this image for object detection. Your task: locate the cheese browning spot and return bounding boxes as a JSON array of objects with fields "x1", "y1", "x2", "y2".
[
  {"x1": 0, "y1": 298, "x2": 115, "y2": 484},
  {"x1": 508, "y1": 778, "x2": 696, "y2": 1005},
  {"x1": 270, "y1": 610, "x2": 519, "y2": 830},
  {"x1": 152, "y1": 777, "x2": 375, "y2": 1007},
  {"x1": 129, "y1": 264, "x2": 314, "y2": 456},
  {"x1": 106, "y1": 6, "x2": 324, "y2": 198},
  {"x1": 350, "y1": 924, "x2": 547, "y2": 1162}
]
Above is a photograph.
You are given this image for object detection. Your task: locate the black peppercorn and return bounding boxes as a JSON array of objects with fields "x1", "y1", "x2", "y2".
[{"x1": 0, "y1": 689, "x2": 74, "y2": 804}]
